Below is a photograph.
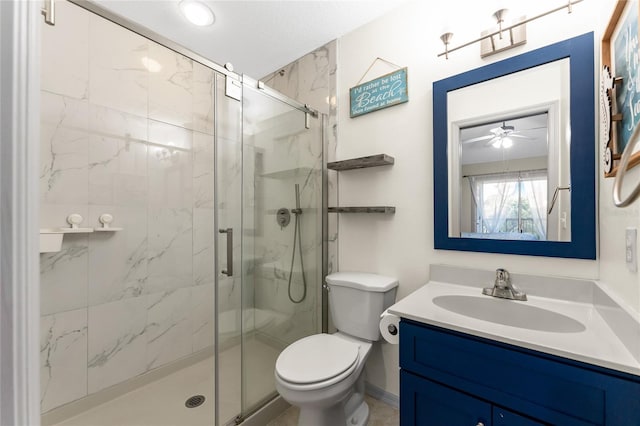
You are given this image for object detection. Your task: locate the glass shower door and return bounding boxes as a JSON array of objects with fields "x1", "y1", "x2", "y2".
[
  {"x1": 215, "y1": 73, "x2": 244, "y2": 426},
  {"x1": 240, "y1": 82, "x2": 323, "y2": 418}
]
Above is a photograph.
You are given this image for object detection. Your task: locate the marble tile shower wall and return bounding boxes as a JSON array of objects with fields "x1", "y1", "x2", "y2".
[
  {"x1": 262, "y1": 39, "x2": 339, "y2": 285},
  {"x1": 245, "y1": 109, "x2": 323, "y2": 346},
  {"x1": 39, "y1": 2, "x2": 221, "y2": 412}
]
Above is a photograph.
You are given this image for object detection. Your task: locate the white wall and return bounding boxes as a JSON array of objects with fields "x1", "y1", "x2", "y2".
[{"x1": 336, "y1": 0, "x2": 636, "y2": 397}]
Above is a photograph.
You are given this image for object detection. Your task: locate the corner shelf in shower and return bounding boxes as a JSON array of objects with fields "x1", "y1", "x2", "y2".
[
  {"x1": 261, "y1": 167, "x2": 316, "y2": 180},
  {"x1": 327, "y1": 153, "x2": 395, "y2": 214},
  {"x1": 39, "y1": 227, "x2": 123, "y2": 253},
  {"x1": 327, "y1": 153, "x2": 394, "y2": 171},
  {"x1": 328, "y1": 206, "x2": 395, "y2": 214}
]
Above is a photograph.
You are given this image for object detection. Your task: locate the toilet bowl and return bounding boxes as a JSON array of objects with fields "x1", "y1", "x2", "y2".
[
  {"x1": 274, "y1": 272, "x2": 398, "y2": 426},
  {"x1": 275, "y1": 332, "x2": 372, "y2": 426}
]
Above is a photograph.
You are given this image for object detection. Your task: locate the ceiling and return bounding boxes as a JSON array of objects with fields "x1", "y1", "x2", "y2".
[{"x1": 95, "y1": 0, "x2": 409, "y2": 78}]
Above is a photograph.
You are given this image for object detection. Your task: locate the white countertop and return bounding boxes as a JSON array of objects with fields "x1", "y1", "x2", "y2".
[{"x1": 388, "y1": 279, "x2": 640, "y2": 377}]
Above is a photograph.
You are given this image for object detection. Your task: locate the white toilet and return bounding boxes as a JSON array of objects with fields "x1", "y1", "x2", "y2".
[{"x1": 275, "y1": 272, "x2": 398, "y2": 426}]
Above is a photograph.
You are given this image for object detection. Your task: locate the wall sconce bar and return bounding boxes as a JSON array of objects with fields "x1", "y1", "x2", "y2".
[{"x1": 438, "y1": 0, "x2": 583, "y2": 59}]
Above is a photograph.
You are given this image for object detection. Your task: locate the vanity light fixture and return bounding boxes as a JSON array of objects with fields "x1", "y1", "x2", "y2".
[
  {"x1": 438, "y1": 0, "x2": 582, "y2": 59},
  {"x1": 179, "y1": 0, "x2": 215, "y2": 27}
]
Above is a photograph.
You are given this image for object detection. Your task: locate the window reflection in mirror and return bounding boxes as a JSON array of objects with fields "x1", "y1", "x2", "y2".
[
  {"x1": 459, "y1": 112, "x2": 550, "y2": 241},
  {"x1": 447, "y1": 58, "x2": 570, "y2": 243}
]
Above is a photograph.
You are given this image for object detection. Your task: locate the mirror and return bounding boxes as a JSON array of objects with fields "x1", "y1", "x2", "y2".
[{"x1": 433, "y1": 32, "x2": 596, "y2": 259}]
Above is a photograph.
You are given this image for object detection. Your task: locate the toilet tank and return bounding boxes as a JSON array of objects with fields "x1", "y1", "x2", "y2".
[{"x1": 326, "y1": 272, "x2": 398, "y2": 341}]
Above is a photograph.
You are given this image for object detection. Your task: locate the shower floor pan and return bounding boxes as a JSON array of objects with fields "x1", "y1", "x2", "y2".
[{"x1": 51, "y1": 339, "x2": 280, "y2": 426}]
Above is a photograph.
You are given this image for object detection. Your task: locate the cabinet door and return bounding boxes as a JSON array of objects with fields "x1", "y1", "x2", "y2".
[
  {"x1": 401, "y1": 370, "x2": 491, "y2": 426},
  {"x1": 493, "y1": 407, "x2": 545, "y2": 426}
]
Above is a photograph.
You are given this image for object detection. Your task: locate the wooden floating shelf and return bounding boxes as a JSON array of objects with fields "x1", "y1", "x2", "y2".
[
  {"x1": 328, "y1": 206, "x2": 395, "y2": 214},
  {"x1": 327, "y1": 154, "x2": 394, "y2": 171}
]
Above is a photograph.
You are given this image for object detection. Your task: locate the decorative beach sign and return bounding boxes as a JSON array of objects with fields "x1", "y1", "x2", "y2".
[
  {"x1": 613, "y1": 0, "x2": 640, "y2": 153},
  {"x1": 602, "y1": 0, "x2": 640, "y2": 177},
  {"x1": 350, "y1": 67, "x2": 409, "y2": 118}
]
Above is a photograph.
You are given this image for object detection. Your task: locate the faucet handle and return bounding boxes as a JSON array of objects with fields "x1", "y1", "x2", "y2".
[{"x1": 495, "y1": 268, "x2": 511, "y2": 288}]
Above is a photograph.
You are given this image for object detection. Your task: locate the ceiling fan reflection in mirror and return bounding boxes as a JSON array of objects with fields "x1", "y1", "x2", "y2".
[{"x1": 463, "y1": 121, "x2": 534, "y2": 149}]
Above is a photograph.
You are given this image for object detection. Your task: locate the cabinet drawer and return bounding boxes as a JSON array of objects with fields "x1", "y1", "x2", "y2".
[{"x1": 400, "y1": 320, "x2": 640, "y2": 425}]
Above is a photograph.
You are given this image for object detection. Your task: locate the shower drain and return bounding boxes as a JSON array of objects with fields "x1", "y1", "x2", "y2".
[{"x1": 185, "y1": 395, "x2": 206, "y2": 408}]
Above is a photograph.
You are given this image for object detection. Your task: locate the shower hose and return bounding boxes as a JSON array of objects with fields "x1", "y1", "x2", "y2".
[{"x1": 287, "y1": 196, "x2": 307, "y2": 304}]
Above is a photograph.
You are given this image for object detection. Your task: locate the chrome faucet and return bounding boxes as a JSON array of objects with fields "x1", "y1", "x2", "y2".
[{"x1": 482, "y1": 268, "x2": 527, "y2": 301}]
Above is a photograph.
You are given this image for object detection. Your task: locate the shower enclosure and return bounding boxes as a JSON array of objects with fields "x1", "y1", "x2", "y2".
[{"x1": 38, "y1": 2, "x2": 324, "y2": 425}]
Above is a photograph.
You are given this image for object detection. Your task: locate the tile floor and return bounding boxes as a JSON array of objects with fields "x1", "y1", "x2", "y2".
[
  {"x1": 51, "y1": 336, "x2": 398, "y2": 426},
  {"x1": 266, "y1": 395, "x2": 399, "y2": 426}
]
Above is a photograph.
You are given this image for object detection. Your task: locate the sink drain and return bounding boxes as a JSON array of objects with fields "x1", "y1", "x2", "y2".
[{"x1": 185, "y1": 395, "x2": 206, "y2": 408}]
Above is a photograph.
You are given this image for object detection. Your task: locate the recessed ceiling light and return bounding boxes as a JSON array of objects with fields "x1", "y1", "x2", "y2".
[{"x1": 179, "y1": 0, "x2": 215, "y2": 27}]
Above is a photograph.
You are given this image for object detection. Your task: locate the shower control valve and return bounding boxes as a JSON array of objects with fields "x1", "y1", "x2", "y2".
[{"x1": 276, "y1": 207, "x2": 291, "y2": 229}]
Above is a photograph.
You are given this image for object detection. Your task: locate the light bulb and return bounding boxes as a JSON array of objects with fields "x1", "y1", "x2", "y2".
[{"x1": 179, "y1": 0, "x2": 215, "y2": 27}]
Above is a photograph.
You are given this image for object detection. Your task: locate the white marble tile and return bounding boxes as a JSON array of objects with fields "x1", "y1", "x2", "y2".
[
  {"x1": 40, "y1": 92, "x2": 89, "y2": 205},
  {"x1": 193, "y1": 131, "x2": 215, "y2": 209},
  {"x1": 40, "y1": 309, "x2": 88, "y2": 413},
  {"x1": 148, "y1": 125, "x2": 193, "y2": 209},
  {"x1": 148, "y1": 42, "x2": 194, "y2": 129},
  {"x1": 89, "y1": 135, "x2": 147, "y2": 207},
  {"x1": 87, "y1": 297, "x2": 147, "y2": 393},
  {"x1": 41, "y1": 0, "x2": 89, "y2": 100},
  {"x1": 40, "y1": 234, "x2": 89, "y2": 316},
  {"x1": 193, "y1": 63, "x2": 215, "y2": 135},
  {"x1": 146, "y1": 208, "x2": 193, "y2": 293},
  {"x1": 88, "y1": 13, "x2": 148, "y2": 117},
  {"x1": 298, "y1": 46, "x2": 331, "y2": 114},
  {"x1": 193, "y1": 208, "x2": 215, "y2": 287},
  {"x1": 88, "y1": 206, "x2": 147, "y2": 306},
  {"x1": 39, "y1": 203, "x2": 89, "y2": 230},
  {"x1": 148, "y1": 119, "x2": 193, "y2": 150},
  {"x1": 263, "y1": 61, "x2": 298, "y2": 101},
  {"x1": 146, "y1": 289, "x2": 192, "y2": 370},
  {"x1": 216, "y1": 137, "x2": 242, "y2": 215},
  {"x1": 216, "y1": 74, "x2": 242, "y2": 142},
  {"x1": 191, "y1": 284, "x2": 215, "y2": 352},
  {"x1": 89, "y1": 104, "x2": 148, "y2": 142}
]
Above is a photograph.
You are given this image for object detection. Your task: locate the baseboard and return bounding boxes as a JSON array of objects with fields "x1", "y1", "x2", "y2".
[
  {"x1": 365, "y1": 381, "x2": 399, "y2": 408},
  {"x1": 41, "y1": 347, "x2": 214, "y2": 426}
]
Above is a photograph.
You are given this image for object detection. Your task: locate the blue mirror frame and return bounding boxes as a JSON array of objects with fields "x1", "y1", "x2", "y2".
[{"x1": 433, "y1": 32, "x2": 596, "y2": 259}]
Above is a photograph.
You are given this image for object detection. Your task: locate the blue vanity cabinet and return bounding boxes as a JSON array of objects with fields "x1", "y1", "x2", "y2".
[
  {"x1": 399, "y1": 320, "x2": 640, "y2": 426},
  {"x1": 401, "y1": 370, "x2": 491, "y2": 425}
]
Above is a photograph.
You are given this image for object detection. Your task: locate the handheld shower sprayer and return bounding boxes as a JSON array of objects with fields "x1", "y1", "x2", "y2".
[{"x1": 287, "y1": 184, "x2": 307, "y2": 303}]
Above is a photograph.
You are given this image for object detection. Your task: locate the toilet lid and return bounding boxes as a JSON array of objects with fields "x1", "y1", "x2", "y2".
[{"x1": 276, "y1": 334, "x2": 359, "y2": 385}]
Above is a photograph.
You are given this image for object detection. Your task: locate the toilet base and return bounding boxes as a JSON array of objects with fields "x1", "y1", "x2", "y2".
[
  {"x1": 348, "y1": 398, "x2": 370, "y2": 426},
  {"x1": 297, "y1": 390, "x2": 369, "y2": 426},
  {"x1": 297, "y1": 399, "x2": 369, "y2": 426}
]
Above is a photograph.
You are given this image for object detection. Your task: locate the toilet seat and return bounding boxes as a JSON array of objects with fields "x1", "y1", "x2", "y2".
[{"x1": 276, "y1": 334, "x2": 360, "y2": 390}]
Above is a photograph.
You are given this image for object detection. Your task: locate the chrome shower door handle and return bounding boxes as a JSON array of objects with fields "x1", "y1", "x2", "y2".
[{"x1": 219, "y1": 228, "x2": 233, "y2": 276}]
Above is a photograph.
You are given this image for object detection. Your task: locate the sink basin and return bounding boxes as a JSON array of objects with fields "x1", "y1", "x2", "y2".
[{"x1": 432, "y1": 295, "x2": 586, "y2": 333}]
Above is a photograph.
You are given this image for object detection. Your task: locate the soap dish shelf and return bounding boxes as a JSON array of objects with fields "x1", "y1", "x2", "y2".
[{"x1": 39, "y1": 227, "x2": 123, "y2": 253}]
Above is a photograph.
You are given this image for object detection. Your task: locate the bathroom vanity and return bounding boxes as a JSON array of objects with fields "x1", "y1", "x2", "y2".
[{"x1": 388, "y1": 266, "x2": 640, "y2": 426}]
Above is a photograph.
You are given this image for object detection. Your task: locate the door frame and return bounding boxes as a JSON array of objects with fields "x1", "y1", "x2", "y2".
[{"x1": 0, "y1": 1, "x2": 42, "y2": 425}]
